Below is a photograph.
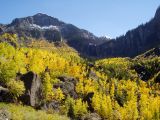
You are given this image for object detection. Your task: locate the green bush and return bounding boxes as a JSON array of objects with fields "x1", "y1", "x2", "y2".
[{"x1": 7, "y1": 80, "x2": 25, "y2": 99}]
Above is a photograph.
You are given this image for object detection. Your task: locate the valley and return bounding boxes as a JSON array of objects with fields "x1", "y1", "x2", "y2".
[{"x1": 0, "y1": 5, "x2": 160, "y2": 120}]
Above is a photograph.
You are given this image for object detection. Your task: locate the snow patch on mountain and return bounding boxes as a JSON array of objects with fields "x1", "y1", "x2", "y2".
[
  {"x1": 30, "y1": 24, "x2": 59, "y2": 30},
  {"x1": 103, "y1": 35, "x2": 112, "y2": 39}
]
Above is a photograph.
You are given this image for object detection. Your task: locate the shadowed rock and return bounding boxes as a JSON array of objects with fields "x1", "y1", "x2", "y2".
[
  {"x1": 0, "y1": 86, "x2": 11, "y2": 102},
  {"x1": 53, "y1": 76, "x2": 78, "y2": 99},
  {"x1": 20, "y1": 71, "x2": 42, "y2": 107},
  {"x1": 83, "y1": 92, "x2": 94, "y2": 112}
]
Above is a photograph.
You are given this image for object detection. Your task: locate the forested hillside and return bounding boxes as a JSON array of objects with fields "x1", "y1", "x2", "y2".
[{"x1": 0, "y1": 33, "x2": 159, "y2": 120}]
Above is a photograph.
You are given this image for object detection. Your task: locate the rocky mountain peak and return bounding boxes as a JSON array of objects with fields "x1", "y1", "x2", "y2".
[
  {"x1": 154, "y1": 6, "x2": 160, "y2": 19},
  {"x1": 33, "y1": 13, "x2": 48, "y2": 17},
  {"x1": 32, "y1": 13, "x2": 65, "y2": 26},
  {"x1": 9, "y1": 13, "x2": 65, "y2": 27}
]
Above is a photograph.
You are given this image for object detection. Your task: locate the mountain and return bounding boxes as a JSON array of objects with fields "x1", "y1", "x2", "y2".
[
  {"x1": 0, "y1": 13, "x2": 107, "y2": 57},
  {"x1": 1, "y1": 7, "x2": 160, "y2": 58},
  {"x1": 97, "y1": 6, "x2": 160, "y2": 58}
]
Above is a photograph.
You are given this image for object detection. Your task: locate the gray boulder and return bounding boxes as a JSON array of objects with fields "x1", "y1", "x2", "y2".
[
  {"x1": 88, "y1": 70, "x2": 99, "y2": 81},
  {"x1": 20, "y1": 71, "x2": 42, "y2": 107},
  {"x1": 82, "y1": 113, "x2": 102, "y2": 120},
  {"x1": 41, "y1": 100, "x2": 60, "y2": 112},
  {"x1": 53, "y1": 76, "x2": 78, "y2": 99},
  {"x1": 0, "y1": 108, "x2": 11, "y2": 120}
]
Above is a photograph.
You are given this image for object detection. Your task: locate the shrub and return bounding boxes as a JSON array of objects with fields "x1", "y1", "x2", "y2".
[{"x1": 7, "y1": 80, "x2": 25, "y2": 99}]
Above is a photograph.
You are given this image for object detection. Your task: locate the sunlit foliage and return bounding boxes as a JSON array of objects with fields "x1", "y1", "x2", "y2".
[{"x1": 0, "y1": 33, "x2": 159, "y2": 119}]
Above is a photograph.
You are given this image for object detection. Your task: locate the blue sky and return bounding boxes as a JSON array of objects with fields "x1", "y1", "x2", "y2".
[{"x1": 0, "y1": 0, "x2": 160, "y2": 38}]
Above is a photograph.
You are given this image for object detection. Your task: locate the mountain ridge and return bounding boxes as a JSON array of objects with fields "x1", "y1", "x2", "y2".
[{"x1": 1, "y1": 7, "x2": 160, "y2": 58}]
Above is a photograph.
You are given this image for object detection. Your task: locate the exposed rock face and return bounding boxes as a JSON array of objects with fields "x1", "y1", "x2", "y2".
[
  {"x1": 82, "y1": 113, "x2": 102, "y2": 120},
  {"x1": 5, "y1": 14, "x2": 63, "y2": 42},
  {"x1": 0, "y1": 86, "x2": 11, "y2": 102},
  {"x1": 88, "y1": 71, "x2": 99, "y2": 81},
  {"x1": 53, "y1": 76, "x2": 78, "y2": 99},
  {"x1": 0, "y1": 108, "x2": 11, "y2": 120},
  {"x1": 20, "y1": 71, "x2": 42, "y2": 107},
  {"x1": 42, "y1": 100, "x2": 60, "y2": 112},
  {"x1": 9, "y1": 13, "x2": 65, "y2": 27}
]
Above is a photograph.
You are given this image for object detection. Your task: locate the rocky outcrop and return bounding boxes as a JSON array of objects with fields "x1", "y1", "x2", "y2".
[
  {"x1": 53, "y1": 76, "x2": 78, "y2": 99},
  {"x1": 88, "y1": 71, "x2": 99, "y2": 81},
  {"x1": 82, "y1": 113, "x2": 102, "y2": 120},
  {"x1": 20, "y1": 71, "x2": 42, "y2": 107},
  {"x1": 41, "y1": 100, "x2": 60, "y2": 112},
  {"x1": 41, "y1": 76, "x2": 78, "y2": 112},
  {"x1": 0, "y1": 108, "x2": 11, "y2": 120},
  {"x1": 0, "y1": 86, "x2": 11, "y2": 102},
  {"x1": 9, "y1": 13, "x2": 65, "y2": 27}
]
